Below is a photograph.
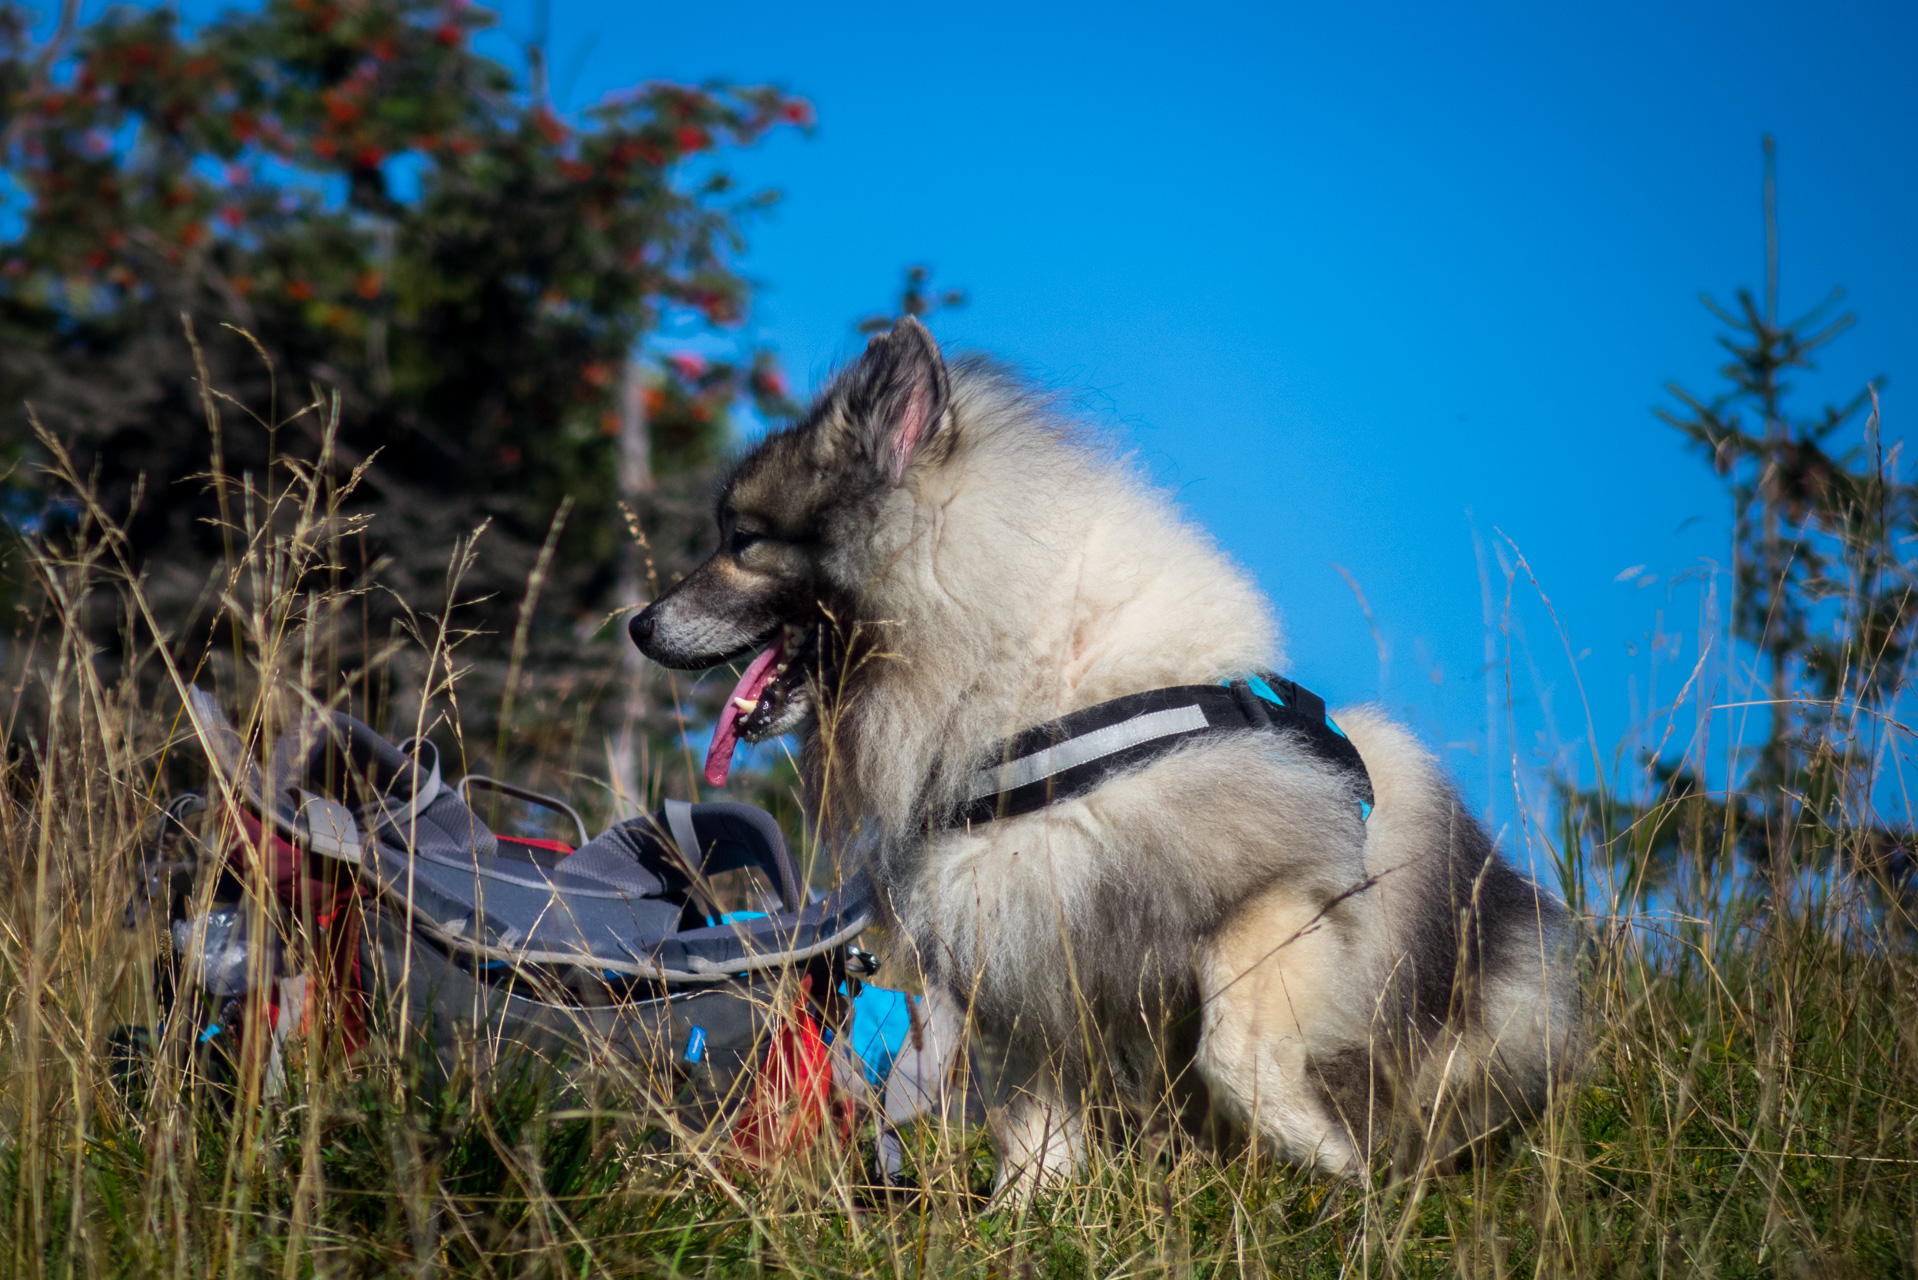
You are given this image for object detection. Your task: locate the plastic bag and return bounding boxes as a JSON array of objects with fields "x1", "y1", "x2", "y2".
[{"x1": 172, "y1": 905, "x2": 277, "y2": 996}]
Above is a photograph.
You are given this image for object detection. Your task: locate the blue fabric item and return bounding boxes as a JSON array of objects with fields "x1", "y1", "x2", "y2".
[
  {"x1": 685, "y1": 1025, "x2": 706, "y2": 1063},
  {"x1": 843, "y1": 982, "x2": 916, "y2": 1089}
]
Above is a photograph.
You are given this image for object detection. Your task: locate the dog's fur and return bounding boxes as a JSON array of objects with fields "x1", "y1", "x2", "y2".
[{"x1": 632, "y1": 318, "x2": 1581, "y2": 1193}]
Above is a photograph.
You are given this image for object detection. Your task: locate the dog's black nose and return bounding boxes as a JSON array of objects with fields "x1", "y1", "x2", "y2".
[{"x1": 628, "y1": 608, "x2": 656, "y2": 651}]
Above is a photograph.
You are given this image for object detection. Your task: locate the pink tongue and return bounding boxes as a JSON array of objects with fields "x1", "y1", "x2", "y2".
[{"x1": 704, "y1": 638, "x2": 786, "y2": 786}]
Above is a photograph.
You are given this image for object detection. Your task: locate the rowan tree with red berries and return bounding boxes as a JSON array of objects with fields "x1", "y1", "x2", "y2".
[{"x1": 0, "y1": 0, "x2": 806, "y2": 773}]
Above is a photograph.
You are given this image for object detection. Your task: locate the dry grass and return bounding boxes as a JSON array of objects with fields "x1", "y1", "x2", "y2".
[{"x1": 0, "y1": 380, "x2": 1914, "y2": 1279}]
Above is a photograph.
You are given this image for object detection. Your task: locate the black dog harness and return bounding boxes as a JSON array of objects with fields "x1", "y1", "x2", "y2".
[{"x1": 952, "y1": 674, "x2": 1373, "y2": 828}]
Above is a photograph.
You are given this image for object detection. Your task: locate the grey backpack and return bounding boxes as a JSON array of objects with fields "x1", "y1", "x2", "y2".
[{"x1": 179, "y1": 688, "x2": 874, "y2": 1109}]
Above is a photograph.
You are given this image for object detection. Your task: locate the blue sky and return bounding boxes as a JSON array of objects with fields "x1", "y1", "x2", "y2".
[
  {"x1": 498, "y1": 0, "x2": 1918, "y2": 846},
  {"x1": 46, "y1": 0, "x2": 1918, "y2": 849}
]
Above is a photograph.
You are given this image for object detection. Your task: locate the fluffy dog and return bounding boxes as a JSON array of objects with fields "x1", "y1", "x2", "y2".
[{"x1": 631, "y1": 318, "x2": 1580, "y2": 1194}]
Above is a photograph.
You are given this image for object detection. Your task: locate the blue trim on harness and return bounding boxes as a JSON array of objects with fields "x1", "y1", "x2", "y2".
[
  {"x1": 1243, "y1": 674, "x2": 1285, "y2": 706},
  {"x1": 1232, "y1": 676, "x2": 1370, "y2": 819}
]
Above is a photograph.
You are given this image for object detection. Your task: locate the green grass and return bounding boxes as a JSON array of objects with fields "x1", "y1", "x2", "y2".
[
  {"x1": 6, "y1": 914, "x2": 1914, "y2": 1279},
  {"x1": 2, "y1": 397, "x2": 1914, "y2": 1278}
]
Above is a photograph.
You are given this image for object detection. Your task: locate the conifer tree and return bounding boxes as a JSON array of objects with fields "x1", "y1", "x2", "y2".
[{"x1": 1577, "y1": 139, "x2": 1914, "y2": 894}]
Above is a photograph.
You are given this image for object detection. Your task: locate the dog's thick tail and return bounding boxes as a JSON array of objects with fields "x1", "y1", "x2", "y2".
[{"x1": 1331, "y1": 706, "x2": 1583, "y2": 1160}]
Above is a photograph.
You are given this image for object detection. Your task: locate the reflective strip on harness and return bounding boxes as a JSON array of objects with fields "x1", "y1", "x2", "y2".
[{"x1": 965, "y1": 703, "x2": 1209, "y2": 802}]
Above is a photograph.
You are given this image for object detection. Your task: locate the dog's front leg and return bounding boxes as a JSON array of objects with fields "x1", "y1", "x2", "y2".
[{"x1": 988, "y1": 1078, "x2": 1086, "y2": 1204}]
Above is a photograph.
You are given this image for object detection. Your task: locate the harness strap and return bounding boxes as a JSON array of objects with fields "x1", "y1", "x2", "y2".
[{"x1": 951, "y1": 673, "x2": 1372, "y2": 828}]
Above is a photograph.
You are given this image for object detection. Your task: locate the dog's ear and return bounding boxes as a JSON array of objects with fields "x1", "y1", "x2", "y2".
[{"x1": 848, "y1": 315, "x2": 951, "y2": 486}]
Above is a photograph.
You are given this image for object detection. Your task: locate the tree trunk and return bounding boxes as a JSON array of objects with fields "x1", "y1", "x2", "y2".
[{"x1": 607, "y1": 356, "x2": 653, "y2": 817}]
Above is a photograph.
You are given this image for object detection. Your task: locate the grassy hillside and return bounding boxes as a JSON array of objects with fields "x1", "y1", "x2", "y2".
[{"x1": 1, "y1": 408, "x2": 1913, "y2": 1280}]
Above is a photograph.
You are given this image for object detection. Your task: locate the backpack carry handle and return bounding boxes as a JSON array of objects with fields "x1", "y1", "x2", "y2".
[
  {"x1": 455, "y1": 773, "x2": 590, "y2": 849},
  {"x1": 662, "y1": 800, "x2": 804, "y2": 913}
]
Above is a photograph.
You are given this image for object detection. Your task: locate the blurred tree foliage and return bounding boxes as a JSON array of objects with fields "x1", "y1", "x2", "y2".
[
  {"x1": 0, "y1": 0, "x2": 804, "y2": 779},
  {"x1": 854, "y1": 262, "x2": 964, "y2": 336},
  {"x1": 1567, "y1": 139, "x2": 1915, "y2": 899}
]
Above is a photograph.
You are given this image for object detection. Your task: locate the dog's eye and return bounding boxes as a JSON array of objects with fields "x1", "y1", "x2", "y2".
[{"x1": 730, "y1": 527, "x2": 764, "y2": 555}]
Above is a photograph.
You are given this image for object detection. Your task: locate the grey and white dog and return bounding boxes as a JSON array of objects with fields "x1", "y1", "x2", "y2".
[{"x1": 631, "y1": 317, "x2": 1581, "y2": 1195}]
